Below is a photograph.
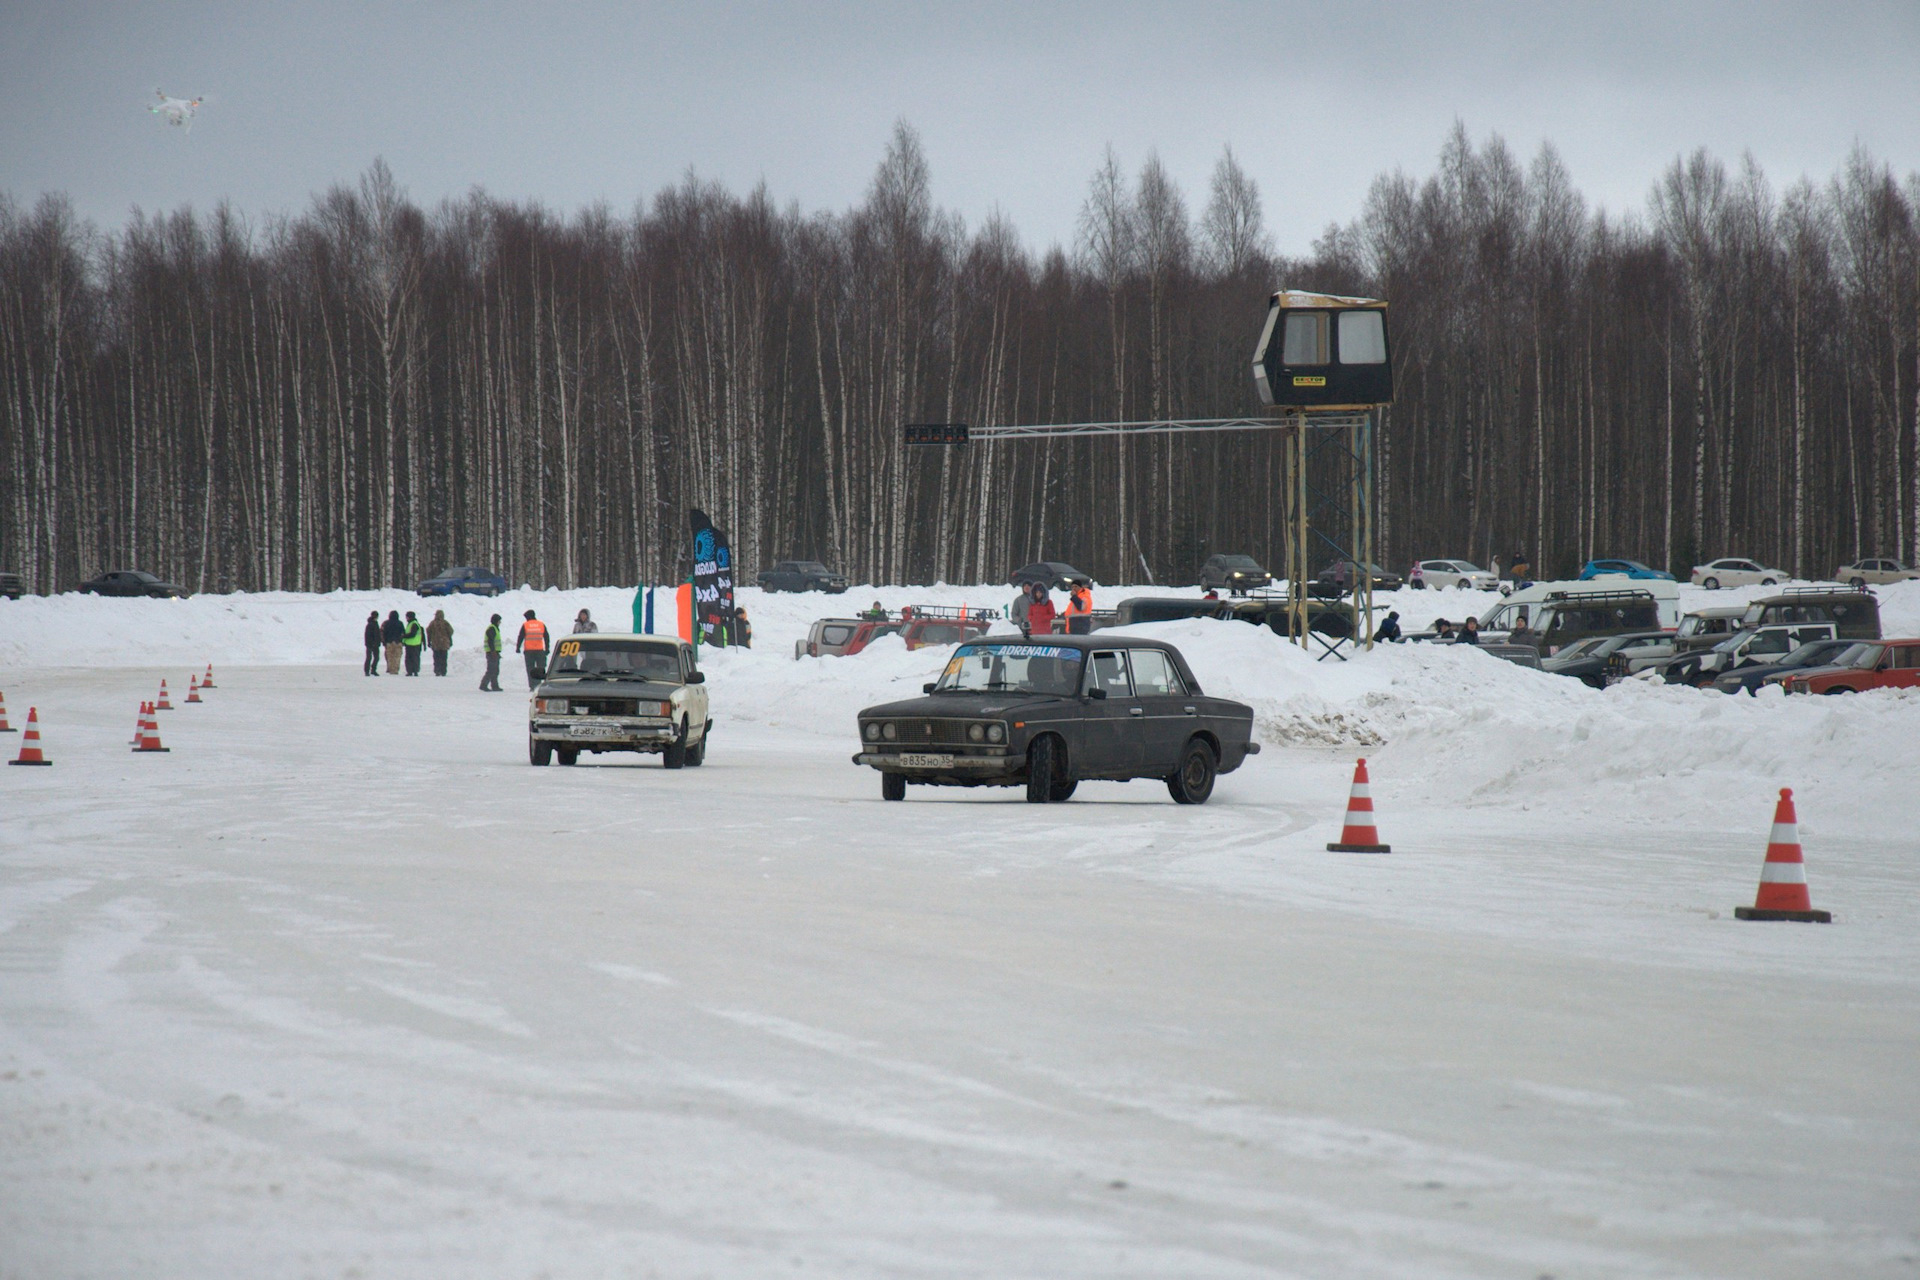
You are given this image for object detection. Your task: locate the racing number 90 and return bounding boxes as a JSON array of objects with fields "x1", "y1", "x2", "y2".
[{"x1": 557, "y1": 640, "x2": 582, "y2": 658}]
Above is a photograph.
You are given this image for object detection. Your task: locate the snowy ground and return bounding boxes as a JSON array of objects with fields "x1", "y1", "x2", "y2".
[{"x1": 2, "y1": 580, "x2": 1917, "y2": 1277}]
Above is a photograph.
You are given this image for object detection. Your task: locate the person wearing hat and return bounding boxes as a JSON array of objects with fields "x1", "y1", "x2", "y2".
[
  {"x1": 362, "y1": 610, "x2": 382, "y2": 677},
  {"x1": 1373, "y1": 609, "x2": 1402, "y2": 643},
  {"x1": 480, "y1": 613, "x2": 504, "y2": 691},
  {"x1": 733, "y1": 607, "x2": 752, "y2": 648},
  {"x1": 573, "y1": 608, "x2": 598, "y2": 634},
  {"x1": 516, "y1": 609, "x2": 550, "y2": 688},
  {"x1": 426, "y1": 608, "x2": 454, "y2": 676}
]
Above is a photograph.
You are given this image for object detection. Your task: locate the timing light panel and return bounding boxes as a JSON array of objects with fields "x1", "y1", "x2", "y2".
[{"x1": 905, "y1": 422, "x2": 971, "y2": 445}]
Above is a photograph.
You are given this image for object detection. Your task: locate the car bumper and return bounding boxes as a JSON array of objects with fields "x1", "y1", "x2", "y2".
[
  {"x1": 852, "y1": 749, "x2": 1023, "y2": 778},
  {"x1": 531, "y1": 717, "x2": 676, "y2": 746}
]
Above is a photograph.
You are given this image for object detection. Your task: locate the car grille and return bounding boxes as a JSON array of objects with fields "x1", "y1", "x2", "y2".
[
  {"x1": 568, "y1": 698, "x2": 641, "y2": 716},
  {"x1": 894, "y1": 719, "x2": 975, "y2": 746}
]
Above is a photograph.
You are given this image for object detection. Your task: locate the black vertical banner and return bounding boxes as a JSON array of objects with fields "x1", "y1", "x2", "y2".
[{"x1": 689, "y1": 508, "x2": 735, "y2": 646}]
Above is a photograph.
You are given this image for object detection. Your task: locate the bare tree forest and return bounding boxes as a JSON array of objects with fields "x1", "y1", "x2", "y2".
[{"x1": 3, "y1": 123, "x2": 1917, "y2": 594}]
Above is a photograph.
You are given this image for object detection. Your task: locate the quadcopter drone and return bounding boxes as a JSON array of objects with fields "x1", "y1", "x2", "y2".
[{"x1": 148, "y1": 89, "x2": 205, "y2": 134}]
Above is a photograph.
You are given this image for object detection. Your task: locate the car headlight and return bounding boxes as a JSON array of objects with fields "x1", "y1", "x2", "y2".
[
  {"x1": 987, "y1": 722, "x2": 1005, "y2": 743},
  {"x1": 537, "y1": 698, "x2": 568, "y2": 714},
  {"x1": 967, "y1": 723, "x2": 985, "y2": 742},
  {"x1": 864, "y1": 722, "x2": 880, "y2": 741},
  {"x1": 881, "y1": 722, "x2": 897, "y2": 741}
]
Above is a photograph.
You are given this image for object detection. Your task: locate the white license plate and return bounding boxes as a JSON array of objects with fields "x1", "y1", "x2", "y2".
[
  {"x1": 569, "y1": 722, "x2": 623, "y2": 738},
  {"x1": 897, "y1": 752, "x2": 953, "y2": 768}
]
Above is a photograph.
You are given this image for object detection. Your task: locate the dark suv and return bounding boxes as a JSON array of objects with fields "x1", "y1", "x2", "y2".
[
  {"x1": 1197, "y1": 554, "x2": 1271, "y2": 595},
  {"x1": 757, "y1": 560, "x2": 849, "y2": 593}
]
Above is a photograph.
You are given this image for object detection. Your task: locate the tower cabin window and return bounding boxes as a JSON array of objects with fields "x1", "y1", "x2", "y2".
[
  {"x1": 1338, "y1": 310, "x2": 1387, "y2": 364},
  {"x1": 1282, "y1": 312, "x2": 1328, "y2": 365}
]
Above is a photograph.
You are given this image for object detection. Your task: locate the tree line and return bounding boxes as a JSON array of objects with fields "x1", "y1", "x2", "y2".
[{"x1": 2, "y1": 123, "x2": 1916, "y2": 595}]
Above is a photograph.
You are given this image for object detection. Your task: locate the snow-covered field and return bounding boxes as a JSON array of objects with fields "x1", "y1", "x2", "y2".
[{"x1": 2, "y1": 579, "x2": 1917, "y2": 1277}]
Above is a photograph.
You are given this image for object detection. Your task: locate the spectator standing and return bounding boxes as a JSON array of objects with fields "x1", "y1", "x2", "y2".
[
  {"x1": 401, "y1": 611, "x2": 426, "y2": 676},
  {"x1": 1027, "y1": 583, "x2": 1058, "y2": 636},
  {"x1": 362, "y1": 611, "x2": 382, "y2": 677},
  {"x1": 381, "y1": 610, "x2": 404, "y2": 674},
  {"x1": 517, "y1": 610, "x2": 550, "y2": 688},
  {"x1": 573, "y1": 609, "x2": 598, "y2": 634},
  {"x1": 1064, "y1": 583, "x2": 1093, "y2": 634},
  {"x1": 1409, "y1": 563, "x2": 1425, "y2": 590},
  {"x1": 734, "y1": 608, "x2": 753, "y2": 648},
  {"x1": 480, "y1": 614, "x2": 504, "y2": 692},
  {"x1": 426, "y1": 609, "x2": 454, "y2": 676}
]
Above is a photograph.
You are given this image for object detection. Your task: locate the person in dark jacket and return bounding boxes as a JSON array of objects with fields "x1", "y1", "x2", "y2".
[
  {"x1": 1373, "y1": 610, "x2": 1402, "y2": 643},
  {"x1": 480, "y1": 614, "x2": 504, "y2": 691},
  {"x1": 381, "y1": 610, "x2": 404, "y2": 674},
  {"x1": 733, "y1": 608, "x2": 752, "y2": 648},
  {"x1": 426, "y1": 609, "x2": 454, "y2": 676},
  {"x1": 1455, "y1": 616, "x2": 1482, "y2": 645},
  {"x1": 363, "y1": 611, "x2": 382, "y2": 676},
  {"x1": 401, "y1": 611, "x2": 426, "y2": 675}
]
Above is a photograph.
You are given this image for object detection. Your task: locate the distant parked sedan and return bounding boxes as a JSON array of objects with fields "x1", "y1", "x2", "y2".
[
  {"x1": 1417, "y1": 559, "x2": 1498, "y2": 591},
  {"x1": 1315, "y1": 560, "x2": 1404, "y2": 593},
  {"x1": 1783, "y1": 638, "x2": 1920, "y2": 694},
  {"x1": 757, "y1": 560, "x2": 849, "y2": 593},
  {"x1": 77, "y1": 569, "x2": 187, "y2": 598},
  {"x1": 1578, "y1": 558, "x2": 1675, "y2": 582},
  {"x1": 1835, "y1": 558, "x2": 1920, "y2": 587},
  {"x1": 1008, "y1": 561, "x2": 1093, "y2": 590},
  {"x1": 1690, "y1": 558, "x2": 1784, "y2": 590},
  {"x1": 416, "y1": 566, "x2": 508, "y2": 597},
  {"x1": 1196, "y1": 554, "x2": 1271, "y2": 595}
]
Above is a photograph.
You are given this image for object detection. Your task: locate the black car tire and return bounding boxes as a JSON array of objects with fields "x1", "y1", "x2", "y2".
[
  {"x1": 687, "y1": 733, "x2": 705, "y2": 767},
  {"x1": 1051, "y1": 777, "x2": 1078, "y2": 802},
  {"x1": 1026, "y1": 735, "x2": 1062, "y2": 804},
  {"x1": 1702, "y1": 577, "x2": 1719, "y2": 590},
  {"x1": 557, "y1": 748, "x2": 579, "y2": 766},
  {"x1": 882, "y1": 772, "x2": 906, "y2": 802},
  {"x1": 663, "y1": 721, "x2": 688, "y2": 769},
  {"x1": 1824, "y1": 686, "x2": 1853, "y2": 695},
  {"x1": 1761, "y1": 577, "x2": 1778, "y2": 586},
  {"x1": 1850, "y1": 576, "x2": 1866, "y2": 588},
  {"x1": 530, "y1": 736, "x2": 552, "y2": 766},
  {"x1": 1167, "y1": 738, "x2": 1216, "y2": 805}
]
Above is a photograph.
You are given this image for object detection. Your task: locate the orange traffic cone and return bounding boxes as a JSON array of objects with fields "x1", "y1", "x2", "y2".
[
  {"x1": 186, "y1": 674, "x2": 203, "y2": 703},
  {"x1": 156, "y1": 679, "x2": 174, "y2": 711},
  {"x1": 1327, "y1": 758, "x2": 1392, "y2": 852},
  {"x1": 132, "y1": 707, "x2": 170, "y2": 753},
  {"x1": 201, "y1": 663, "x2": 216, "y2": 689},
  {"x1": 131, "y1": 700, "x2": 149, "y2": 745},
  {"x1": 0, "y1": 689, "x2": 13, "y2": 732},
  {"x1": 9, "y1": 707, "x2": 50, "y2": 765},
  {"x1": 1735, "y1": 788, "x2": 1830, "y2": 923}
]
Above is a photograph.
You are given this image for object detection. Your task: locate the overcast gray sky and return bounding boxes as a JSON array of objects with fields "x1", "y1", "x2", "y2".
[{"x1": 5, "y1": 1, "x2": 1917, "y2": 257}]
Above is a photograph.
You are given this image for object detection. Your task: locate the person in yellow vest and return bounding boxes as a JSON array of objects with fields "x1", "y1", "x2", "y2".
[
  {"x1": 516, "y1": 610, "x2": 550, "y2": 688},
  {"x1": 1064, "y1": 583, "x2": 1093, "y2": 635}
]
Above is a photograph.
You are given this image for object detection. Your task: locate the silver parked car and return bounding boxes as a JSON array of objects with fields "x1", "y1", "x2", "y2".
[
  {"x1": 1416, "y1": 559, "x2": 1498, "y2": 590},
  {"x1": 1690, "y1": 558, "x2": 1785, "y2": 589},
  {"x1": 1835, "y1": 558, "x2": 1919, "y2": 587}
]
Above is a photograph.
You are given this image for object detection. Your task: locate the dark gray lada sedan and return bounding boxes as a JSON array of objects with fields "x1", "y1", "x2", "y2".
[{"x1": 853, "y1": 635, "x2": 1260, "y2": 804}]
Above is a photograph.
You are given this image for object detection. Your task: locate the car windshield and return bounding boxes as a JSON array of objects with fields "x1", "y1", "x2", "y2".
[
  {"x1": 1551, "y1": 637, "x2": 1606, "y2": 659},
  {"x1": 1218, "y1": 556, "x2": 1262, "y2": 570},
  {"x1": 546, "y1": 639, "x2": 683, "y2": 682},
  {"x1": 798, "y1": 562, "x2": 830, "y2": 574},
  {"x1": 935, "y1": 642, "x2": 1084, "y2": 696},
  {"x1": 1450, "y1": 561, "x2": 1483, "y2": 573},
  {"x1": 1782, "y1": 641, "x2": 1844, "y2": 666}
]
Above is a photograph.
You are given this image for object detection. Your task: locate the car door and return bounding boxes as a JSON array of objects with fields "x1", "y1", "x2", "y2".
[
  {"x1": 1078, "y1": 649, "x2": 1141, "y2": 777},
  {"x1": 1128, "y1": 648, "x2": 1195, "y2": 774},
  {"x1": 1877, "y1": 643, "x2": 1920, "y2": 690}
]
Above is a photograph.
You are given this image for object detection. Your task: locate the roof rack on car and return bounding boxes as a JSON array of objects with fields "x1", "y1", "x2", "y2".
[
  {"x1": 1542, "y1": 589, "x2": 1656, "y2": 606},
  {"x1": 1769, "y1": 583, "x2": 1870, "y2": 597},
  {"x1": 902, "y1": 604, "x2": 1001, "y2": 621}
]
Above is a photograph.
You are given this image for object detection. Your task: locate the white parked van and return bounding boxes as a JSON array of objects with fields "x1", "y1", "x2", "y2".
[{"x1": 1477, "y1": 578, "x2": 1681, "y2": 636}]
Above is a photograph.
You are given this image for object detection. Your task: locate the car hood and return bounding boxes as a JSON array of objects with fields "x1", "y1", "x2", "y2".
[{"x1": 859, "y1": 692, "x2": 1072, "y2": 719}]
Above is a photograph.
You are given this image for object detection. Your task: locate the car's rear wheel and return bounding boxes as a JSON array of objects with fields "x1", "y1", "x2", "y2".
[
  {"x1": 1850, "y1": 577, "x2": 1866, "y2": 589},
  {"x1": 1702, "y1": 577, "x2": 1719, "y2": 590},
  {"x1": 557, "y1": 748, "x2": 579, "y2": 766},
  {"x1": 529, "y1": 736, "x2": 552, "y2": 766},
  {"x1": 1026, "y1": 735, "x2": 1063, "y2": 804},
  {"x1": 1167, "y1": 738, "x2": 1217, "y2": 805},
  {"x1": 663, "y1": 721, "x2": 688, "y2": 769},
  {"x1": 1760, "y1": 577, "x2": 1778, "y2": 586},
  {"x1": 882, "y1": 772, "x2": 906, "y2": 802}
]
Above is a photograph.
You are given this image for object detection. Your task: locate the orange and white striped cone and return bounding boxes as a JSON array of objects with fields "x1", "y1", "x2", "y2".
[
  {"x1": 1327, "y1": 757, "x2": 1392, "y2": 853},
  {"x1": 131, "y1": 700, "x2": 149, "y2": 745},
  {"x1": 201, "y1": 663, "x2": 216, "y2": 689},
  {"x1": 0, "y1": 690, "x2": 13, "y2": 732},
  {"x1": 132, "y1": 707, "x2": 170, "y2": 753},
  {"x1": 186, "y1": 674, "x2": 203, "y2": 703},
  {"x1": 156, "y1": 679, "x2": 174, "y2": 711},
  {"x1": 1734, "y1": 788, "x2": 1829, "y2": 923},
  {"x1": 8, "y1": 707, "x2": 50, "y2": 765}
]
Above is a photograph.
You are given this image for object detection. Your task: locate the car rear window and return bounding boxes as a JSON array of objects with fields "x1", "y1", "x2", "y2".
[{"x1": 820, "y1": 624, "x2": 855, "y2": 646}]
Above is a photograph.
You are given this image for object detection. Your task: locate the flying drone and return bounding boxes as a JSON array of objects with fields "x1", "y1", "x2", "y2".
[{"x1": 148, "y1": 89, "x2": 205, "y2": 133}]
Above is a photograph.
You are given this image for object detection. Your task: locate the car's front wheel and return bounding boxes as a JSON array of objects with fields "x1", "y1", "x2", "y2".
[
  {"x1": 557, "y1": 748, "x2": 579, "y2": 766},
  {"x1": 663, "y1": 721, "x2": 688, "y2": 769},
  {"x1": 1167, "y1": 738, "x2": 1217, "y2": 805},
  {"x1": 1702, "y1": 577, "x2": 1719, "y2": 590},
  {"x1": 882, "y1": 772, "x2": 906, "y2": 801},
  {"x1": 529, "y1": 736, "x2": 552, "y2": 766},
  {"x1": 1850, "y1": 577, "x2": 1867, "y2": 589},
  {"x1": 1026, "y1": 735, "x2": 1063, "y2": 804},
  {"x1": 1761, "y1": 577, "x2": 1778, "y2": 586}
]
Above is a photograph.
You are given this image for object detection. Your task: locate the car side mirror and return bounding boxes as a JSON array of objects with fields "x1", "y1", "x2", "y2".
[
  {"x1": 687, "y1": 671, "x2": 705, "y2": 684},
  {"x1": 1086, "y1": 688, "x2": 1107, "y2": 701},
  {"x1": 923, "y1": 682, "x2": 936, "y2": 693}
]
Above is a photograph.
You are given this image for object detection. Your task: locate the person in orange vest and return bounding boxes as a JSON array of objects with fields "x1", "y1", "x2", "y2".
[
  {"x1": 516, "y1": 609, "x2": 550, "y2": 688},
  {"x1": 1063, "y1": 582, "x2": 1093, "y2": 634}
]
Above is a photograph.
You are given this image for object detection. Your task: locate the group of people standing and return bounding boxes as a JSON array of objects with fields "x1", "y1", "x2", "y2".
[
  {"x1": 1014, "y1": 581, "x2": 1094, "y2": 637},
  {"x1": 362, "y1": 609, "x2": 457, "y2": 677}
]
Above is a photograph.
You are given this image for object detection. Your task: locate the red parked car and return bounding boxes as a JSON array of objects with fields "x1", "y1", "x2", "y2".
[{"x1": 1782, "y1": 638, "x2": 1920, "y2": 694}]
